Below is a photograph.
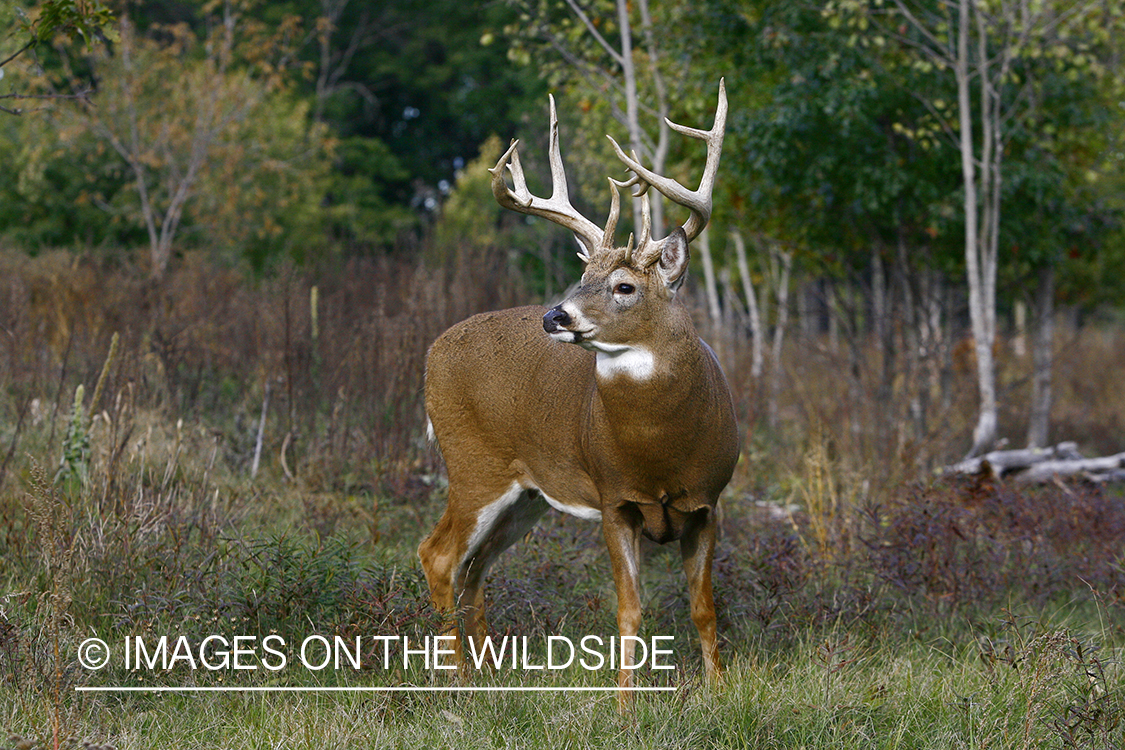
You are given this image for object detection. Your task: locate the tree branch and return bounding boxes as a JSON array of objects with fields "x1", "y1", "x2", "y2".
[
  {"x1": 563, "y1": 0, "x2": 624, "y2": 67},
  {"x1": 0, "y1": 40, "x2": 36, "y2": 70}
]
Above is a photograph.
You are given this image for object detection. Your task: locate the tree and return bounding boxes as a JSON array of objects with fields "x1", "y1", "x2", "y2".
[
  {"x1": 48, "y1": 8, "x2": 321, "y2": 277},
  {"x1": 3, "y1": 0, "x2": 547, "y2": 260},
  {"x1": 828, "y1": 0, "x2": 1125, "y2": 456},
  {"x1": 714, "y1": 1, "x2": 962, "y2": 440},
  {"x1": 1, "y1": 0, "x2": 115, "y2": 114}
]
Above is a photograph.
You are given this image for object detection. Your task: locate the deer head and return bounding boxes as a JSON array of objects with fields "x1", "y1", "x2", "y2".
[{"x1": 490, "y1": 81, "x2": 726, "y2": 377}]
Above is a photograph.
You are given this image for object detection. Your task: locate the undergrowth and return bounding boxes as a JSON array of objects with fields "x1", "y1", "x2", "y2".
[
  {"x1": 1, "y1": 410, "x2": 1122, "y2": 747},
  {"x1": 1, "y1": 252, "x2": 1123, "y2": 747}
]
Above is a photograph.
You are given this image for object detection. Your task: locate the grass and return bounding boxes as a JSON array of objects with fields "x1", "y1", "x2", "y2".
[
  {"x1": 1, "y1": 251, "x2": 1124, "y2": 748},
  {"x1": 2, "y1": 619, "x2": 1121, "y2": 749},
  {"x1": 2, "y1": 426, "x2": 1122, "y2": 748}
]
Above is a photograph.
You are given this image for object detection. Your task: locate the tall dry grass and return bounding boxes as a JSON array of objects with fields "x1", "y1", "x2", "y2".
[
  {"x1": 0, "y1": 246, "x2": 526, "y2": 497},
  {"x1": 2, "y1": 246, "x2": 1124, "y2": 504}
]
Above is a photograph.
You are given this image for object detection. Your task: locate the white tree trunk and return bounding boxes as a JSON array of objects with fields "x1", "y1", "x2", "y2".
[
  {"x1": 958, "y1": 0, "x2": 998, "y2": 457},
  {"x1": 560, "y1": 0, "x2": 672, "y2": 240},
  {"x1": 697, "y1": 226, "x2": 722, "y2": 325},
  {"x1": 635, "y1": 0, "x2": 667, "y2": 238},
  {"x1": 732, "y1": 229, "x2": 763, "y2": 378},
  {"x1": 1013, "y1": 300, "x2": 1028, "y2": 357},
  {"x1": 768, "y1": 242, "x2": 792, "y2": 429},
  {"x1": 1027, "y1": 265, "x2": 1055, "y2": 448},
  {"x1": 615, "y1": 0, "x2": 648, "y2": 236}
]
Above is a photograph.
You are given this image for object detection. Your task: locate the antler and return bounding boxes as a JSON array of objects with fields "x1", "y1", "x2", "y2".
[
  {"x1": 607, "y1": 78, "x2": 727, "y2": 266},
  {"x1": 491, "y1": 80, "x2": 727, "y2": 266},
  {"x1": 490, "y1": 95, "x2": 605, "y2": 262},
  {"x1": 604, "y1": 171, "x2": 651, "y2": 264}
]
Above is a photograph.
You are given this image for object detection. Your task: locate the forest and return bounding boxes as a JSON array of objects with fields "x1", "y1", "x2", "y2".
[{"x1": 1, "y1": 0, "x2": 1124, "y2": 747}]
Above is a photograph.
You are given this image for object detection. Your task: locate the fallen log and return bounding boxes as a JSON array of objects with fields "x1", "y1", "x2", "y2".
[
  {"x1": 943, "y1": 442, "x2": 1125, "y2": 485},
  {"x1": 1014, "y1": 452, "x2": 1125, "y2": 484},
  {"x1": 944, "y1": 442, "x2": 1083, "y2": 476}
]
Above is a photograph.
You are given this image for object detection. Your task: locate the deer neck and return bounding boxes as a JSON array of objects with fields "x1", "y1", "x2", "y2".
[
  {"x1": 587, "y1": 319, "x2": 709, "y2": 450},
  {"x1": 588, "y1": 342, "x2": 657, "y2": 381}
]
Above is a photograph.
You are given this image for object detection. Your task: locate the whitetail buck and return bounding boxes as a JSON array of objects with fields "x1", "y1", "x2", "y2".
[{"x1": 418, "y1": 80, "x2": 738, "y2": 700}]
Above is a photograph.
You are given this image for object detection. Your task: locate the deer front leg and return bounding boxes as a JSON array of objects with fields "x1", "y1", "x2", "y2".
[
  {"x1": 602, "y1": 503, "x2": 643, "y2": 711},
  {"x1": 681, "y1": 505, "x2": 721, "y2": 680}
]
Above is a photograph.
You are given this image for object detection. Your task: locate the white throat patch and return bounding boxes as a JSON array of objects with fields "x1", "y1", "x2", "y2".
[{"x1": 588, "y1": 342, "x2": 656, "y2": 381}]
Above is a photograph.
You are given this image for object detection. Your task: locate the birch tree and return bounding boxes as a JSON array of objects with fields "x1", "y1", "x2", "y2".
[
  {"x1": 506, "y1": 0, "x2": 692, "y2": 238},
  {"x1": 829, "y1": 0, "x2": 1122, "y2": 456}
]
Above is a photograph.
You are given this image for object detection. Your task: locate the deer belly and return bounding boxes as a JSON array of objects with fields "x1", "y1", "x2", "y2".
[{"x1": 538, "y1": 490, "x2": 602, "y2": 521}]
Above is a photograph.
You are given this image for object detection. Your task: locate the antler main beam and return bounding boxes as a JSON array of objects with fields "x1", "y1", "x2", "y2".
[
  {"x1": 607, "y1": 78, "x2": 727, "y2": 248},
  {"x1": 490, "y1": 80, "x2": 727, "y2": 266},
  {"x1": 489, "y1": 95, "x2": 605, "y2": 260}
]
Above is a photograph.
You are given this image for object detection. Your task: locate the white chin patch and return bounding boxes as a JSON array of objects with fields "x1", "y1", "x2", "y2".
[
  {"x1": 589, "y1": 343, "x2": 656, "y2": 381},
  {"x1": 548, "y1": 330, "x2": 581, "y2": 344}
]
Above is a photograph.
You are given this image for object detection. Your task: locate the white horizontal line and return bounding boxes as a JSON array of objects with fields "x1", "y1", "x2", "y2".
[{"x1": 76, "y1": 686, "x2": 676, "y2": 693}]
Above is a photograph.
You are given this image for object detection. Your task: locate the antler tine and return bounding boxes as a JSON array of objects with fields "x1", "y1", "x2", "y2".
[
  {"x1": 605, "y1": 173, "x2": 645, "y2": 261},
  {"x1": 604, "y1": 178, "x2": 623, "y2": 258},
  {"x1": 489, "y1": 95, "x2": 605, "y2": 260},
  {"x1": 606, "y1": 78, "x2": 727, "y2": 246},
  {"x1": 625, "y1": 150, "x2": 653, "y2": 252}
]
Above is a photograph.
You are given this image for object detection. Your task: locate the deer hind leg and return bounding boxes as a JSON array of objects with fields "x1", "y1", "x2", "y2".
[
  {"x1": 458, "y1": 486, "x2": 548, "y2": 657},
  {"x1": 418, "y1": 481, "x2": 547, "y2": 669},
  {"x1": 680, "y1": 506, "x2": 721, "y2": 681}
]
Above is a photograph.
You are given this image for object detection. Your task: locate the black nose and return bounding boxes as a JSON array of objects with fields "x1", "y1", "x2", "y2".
[{"x1": 543, "y1": 305, "x2": 571, "y2": 333}]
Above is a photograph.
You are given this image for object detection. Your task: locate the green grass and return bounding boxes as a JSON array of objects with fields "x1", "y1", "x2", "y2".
[
  {"x1": 2, "y1": 354, "x2": 1124, "y2": 748},
  {"x1": 3, "y1": 622, "x2": 1121, "y2": 749}
]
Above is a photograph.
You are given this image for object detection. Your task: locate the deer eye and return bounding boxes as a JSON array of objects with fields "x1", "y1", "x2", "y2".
[{"x1": 614, "y1": 283, "x2": 635, "y2": 295}]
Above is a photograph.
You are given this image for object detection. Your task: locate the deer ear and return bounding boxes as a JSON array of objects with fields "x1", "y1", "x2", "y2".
[{"x1": 657, "y1": 227, "x2": 690, "y2": 292}]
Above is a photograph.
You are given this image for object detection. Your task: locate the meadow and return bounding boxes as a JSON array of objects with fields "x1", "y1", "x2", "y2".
[{"x1": 1, "y1": 248, "x2": 1123, "y2": 749}]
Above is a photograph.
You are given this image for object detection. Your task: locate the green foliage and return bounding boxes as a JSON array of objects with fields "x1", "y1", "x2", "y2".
[
  {"x1": 0, "y1": 113, "x2": 142, "y2": 249},
  {"x1": 1, "y1": 0, "x2": 117, "y2": 117},
  {"x1": 430, "y1": 135, "x2": 508, "y2": 257},
  {"x1": 21, "y1": 0, "x2": 115, "y2": 45},
  {"x1": 2, "y1": 0, "x2": 546, "y2": 265},
  {"x1": 726, "y1": 2, "x2": 959, "y2": 278},
  {"x1": 1, "y1": 0, "x2": 1123, "y2": 304},
  {"x1": 190, "y1": 92, "x2": 336, "y2": 268},
  {"x1": 221, "y1": 535, "x2": 436, "y2": 642},
  {"x1": 54, "y1": 385, "x2": 88, "y2": 486},
  {"x1": 320, "y1": 136, "x2": 417, "y2": 250},
  {"x1": 318, "y1": 0, "x2": 542, "y2": 186},
  {"x1": 700, "y1": 0, "x2": 1125, "y2": 305},
  {"x1": 5, "y1": 12, "x2": 336, "y2": 269},
  {"x1": 280, "y1": 0, "x2": 545, "y2": 237}
]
